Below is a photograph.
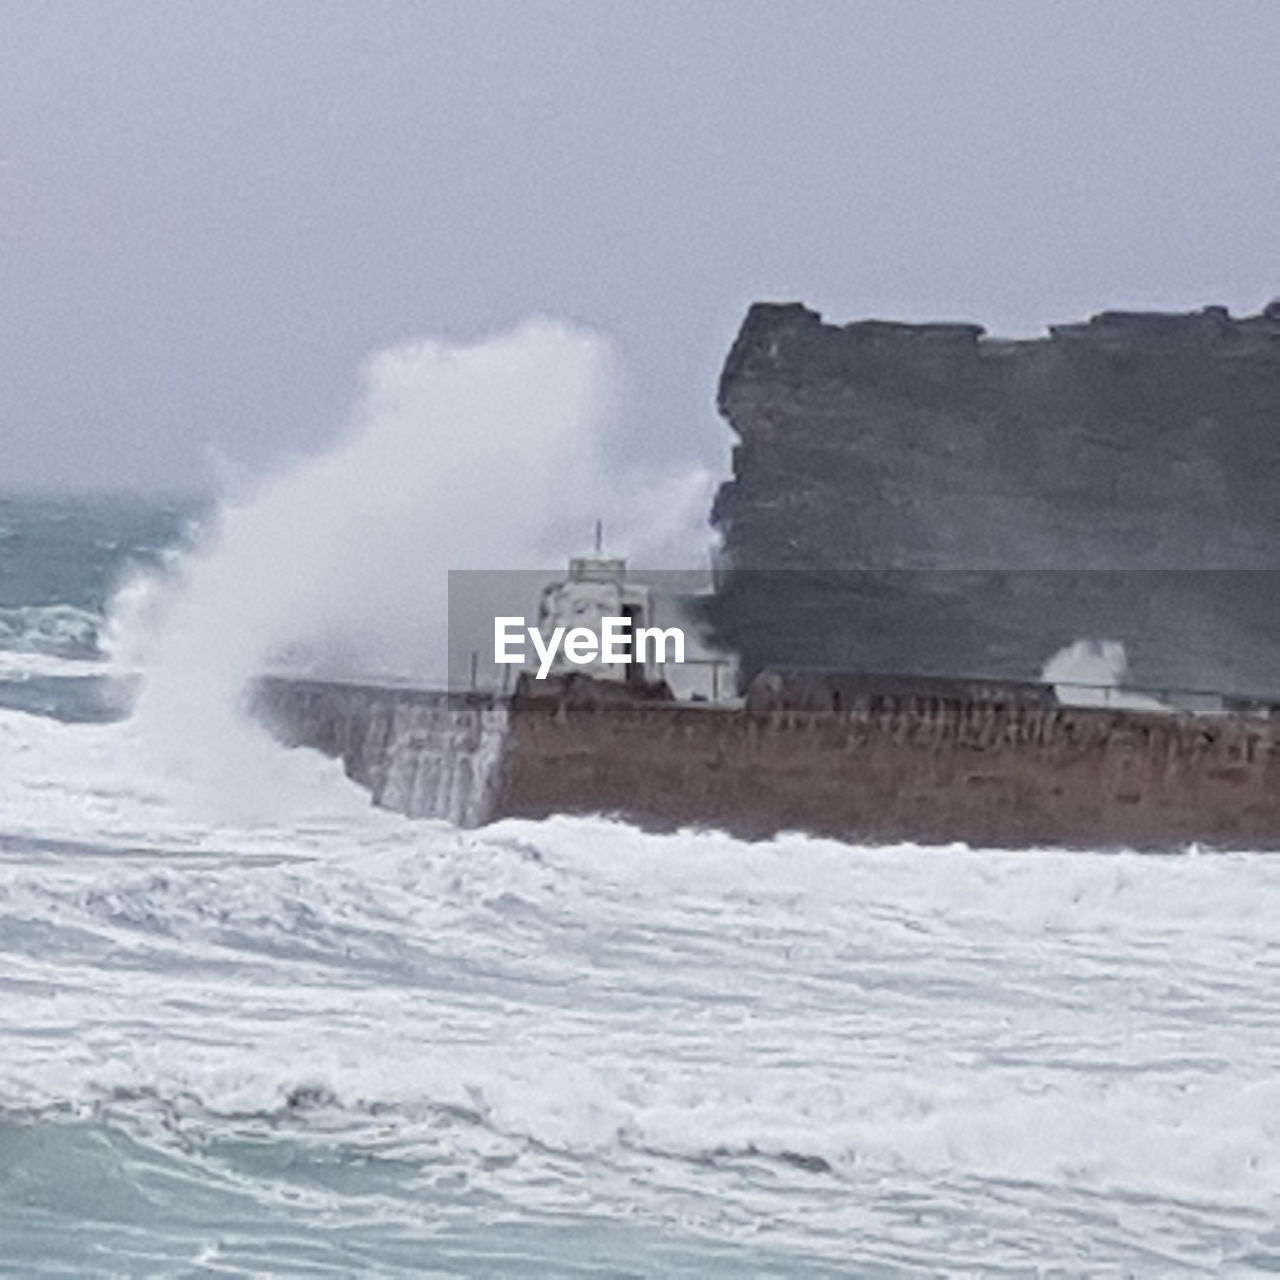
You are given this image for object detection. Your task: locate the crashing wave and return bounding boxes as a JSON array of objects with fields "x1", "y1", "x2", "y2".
[{"x1": 0, "y1": 604, "x2": 102, "y2": 660}]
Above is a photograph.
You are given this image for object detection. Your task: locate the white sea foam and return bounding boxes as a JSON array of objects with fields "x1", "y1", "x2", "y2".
[
  {"x1": 0, "y1": 706, "x2": 379, "y2": 847},
  {"x1": 0, "y1": 651, "x2": 105, "y2": 681},
  {"x1": 0, "y1": 603, "x2": 101, "y2": 659}
]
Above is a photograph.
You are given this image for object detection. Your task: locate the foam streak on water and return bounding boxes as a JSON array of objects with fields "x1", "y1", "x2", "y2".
[{"x1": 1, "y1": 708, "x2": 1278, "y2": 1276}]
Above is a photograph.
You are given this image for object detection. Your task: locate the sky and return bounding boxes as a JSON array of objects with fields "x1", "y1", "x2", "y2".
[{"x1": 3, "y1": 0, "x2": 1279, "y2": 493}]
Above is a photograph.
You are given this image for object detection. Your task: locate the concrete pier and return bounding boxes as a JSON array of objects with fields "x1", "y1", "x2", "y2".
[{"x1": 253, "y1": 673, "x2": 1280, "y2": 851}]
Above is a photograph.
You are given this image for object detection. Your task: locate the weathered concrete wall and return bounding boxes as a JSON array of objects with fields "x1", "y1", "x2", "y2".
[
  {"x1": 253, "y1": 678, "x2": 508, "y2": 825},
  {"x1": 499, "y1": 689, "x2": 1280, "y2": 851},
  {"x1": 256, "y1": 675, "x2": 1280, "y2": 851},
  {"x1": 709, "y1": 302, "x2": 1280, "y2": 694}
]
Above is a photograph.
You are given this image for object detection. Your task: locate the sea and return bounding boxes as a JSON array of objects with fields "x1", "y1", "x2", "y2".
[{"x1": 1, "y1": 490, "x2": 1278, "y2": 1277}]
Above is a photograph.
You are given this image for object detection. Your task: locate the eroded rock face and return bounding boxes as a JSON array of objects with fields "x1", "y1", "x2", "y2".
[{"x1": 708, "y1": 302, "x2": 1280, "y2": 694}]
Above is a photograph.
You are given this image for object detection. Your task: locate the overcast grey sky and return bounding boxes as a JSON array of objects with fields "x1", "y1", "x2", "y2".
[{"x1": 3, "y1": 0, "x2": 1278, "y2": 492}]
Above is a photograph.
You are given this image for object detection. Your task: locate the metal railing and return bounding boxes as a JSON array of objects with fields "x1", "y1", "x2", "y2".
[{"x1": 750, "y1": 664, "x2": 1279, "y2": 717}]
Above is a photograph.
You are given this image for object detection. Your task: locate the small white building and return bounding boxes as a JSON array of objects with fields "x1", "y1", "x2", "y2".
[{"x1": 533, "y1": 553, "x2": 658, "y2": 686}]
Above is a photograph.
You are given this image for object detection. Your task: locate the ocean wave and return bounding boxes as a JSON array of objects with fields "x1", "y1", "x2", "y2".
[
  {"x1": 0, "y1": 651, "x2": 104, "y2": 681},
  {"x1": 2, "y1": 704, "x2": 1280, "y2": 1270},
  {"x1": 1, "y1": 823, "x2": 1279, "y2": 1219},
  {"x1": 0, "y1": 603, "x2": 102, "y2": 660}
]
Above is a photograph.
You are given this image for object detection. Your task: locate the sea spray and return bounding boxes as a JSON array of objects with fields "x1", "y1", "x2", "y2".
[
  {"x1": 1040, "y1": 638, "x2": 1167, "y2": 710},
  {"x1": 106, "y1": 319, "x2": 713, "y2": 818}
]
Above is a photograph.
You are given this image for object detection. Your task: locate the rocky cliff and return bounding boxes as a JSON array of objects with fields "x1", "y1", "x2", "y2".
[{"x1": 708, "y1": 301, "x2": 1280, "y2": 695}]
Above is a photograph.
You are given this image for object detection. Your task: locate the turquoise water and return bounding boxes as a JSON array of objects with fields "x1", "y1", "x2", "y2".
[
  {"x1": 0, "y1": 495, "x2": 191, "y2": 723},
  {"x1": 0, "y1": 494, "x2": 187, "y2": 614},
  {"x1": 1, "y1": 494, "x2": 1279, "y2": 1277}
]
